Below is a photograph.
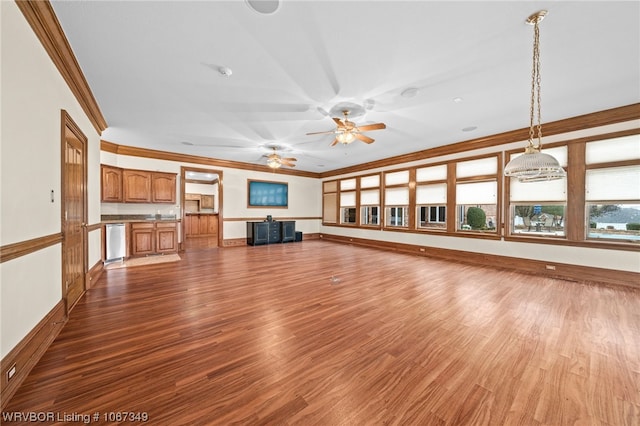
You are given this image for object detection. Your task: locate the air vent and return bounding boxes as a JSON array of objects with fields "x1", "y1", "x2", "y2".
[{"x1": 246, "y1": 0, "x2": 280, "y2": 15}]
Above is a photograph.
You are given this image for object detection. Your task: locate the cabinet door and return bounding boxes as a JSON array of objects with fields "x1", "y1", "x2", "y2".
[
  {"x1": 201, "y1": 195, "x2": 214, "y2": 209},
  {"x1": 281, "y1": 221, "x2": 296, "y2": 242},
  {"x1": 101, "y1": 165, "x2": 123, "y2": 202},
  {"x1": 151, "y1": 172, "x2": 176, "y2": 203},
  {"x1": 123, "y1": 170, "x2": 152, "y2": 203},
  {"x1": 156, "y1": 223, "x2": 177, "y2": 253},
  {"x1": 131, "y1": 223, "x2": 155, "y2": 255},
  {"x1": 206, "y1": 215, "x2": 218, "y2": 235},
  {"x1": 255, "y1": 223, "x2": 270, "y2": 244}
]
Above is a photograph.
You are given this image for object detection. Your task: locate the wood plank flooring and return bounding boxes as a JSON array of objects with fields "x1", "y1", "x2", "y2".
[{"x1": 4, "y1": 241, "x2": 640, "y2": 425}]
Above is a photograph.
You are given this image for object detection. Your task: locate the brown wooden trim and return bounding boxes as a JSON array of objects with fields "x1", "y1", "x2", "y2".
[
  {"x1": 102, "y1": 140, "x2": 320, "y2": 179},
  {"x1": 566, "y1": 142, "x2": 587, "y2": 241},
  {"x1": 0, "y1": 233, "x2": 62, "y2": 263},
  {"x1": 100, "y1": 140, "x2": 119, "y2": 153},
  {"x1": 224, "y1": 216, "x2": 321, "y2": 222},
  {"x1": 85, "y1": 222, "x2": 103, "y2": 232},
  {"x1": 16, "y1": 1, "x2": 107, "y2": 133},
  {"x1": 586, "y1": 159, "x2": 640, "y2": 170},
  {"x1": 319, "y1": 104, "x2": 640, "y2": 178},
  {"x1": 222, "y1": 238, "x2": 248, "y2": 247},
  {"x1": 1, "y1": 299, "x2": 66, "y2": 410},
  {"x1": 319, "y1": 233, "x2": 639, "y2": 289},
  {"x1": 86, "y1": 259, "x2": 104, "y2": 290}
]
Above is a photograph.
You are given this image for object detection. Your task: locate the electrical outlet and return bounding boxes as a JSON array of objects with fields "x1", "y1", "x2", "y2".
[
  {"x1": 7, "y1": 364, "x2": 16, "y2": 381},
  {"x1": 545, "y1": 265, "x2": 556, "y2": 270},
  {"x1": 419, "y1": 248, "x2": 426, "y2": 252}
]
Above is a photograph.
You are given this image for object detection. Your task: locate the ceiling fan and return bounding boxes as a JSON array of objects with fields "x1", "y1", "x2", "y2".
[
  {"x1": 306, "y1": 110, "x2": 386, "y2": 146},
  {"x1": 264, "y1": 147, "x2": 297, "y2": 169}
]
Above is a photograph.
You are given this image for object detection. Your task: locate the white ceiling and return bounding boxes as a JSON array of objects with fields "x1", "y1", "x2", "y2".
[{"x1": 50, "y1": 1, "x2": 639, "y2": 173}]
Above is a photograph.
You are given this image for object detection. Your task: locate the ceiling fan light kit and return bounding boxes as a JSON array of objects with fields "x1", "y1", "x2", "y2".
[
  {"x1": 504, "y1": 10, "x2": 566, "y2": 183},
  {"x1": 264, "y1": 147, "x2": 296, "y2": 169},
  {"x1": 307, "y1": 109, "x2": 386, "y2": 147}
]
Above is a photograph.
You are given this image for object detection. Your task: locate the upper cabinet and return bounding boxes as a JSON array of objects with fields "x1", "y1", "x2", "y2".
[
  {"x1": 151, "y1": 172, "x2": 177, "y2": 203},
  {"x1": 101, "y1": 165, "x2": 123, "y2": 202},
  {"x1": 123, "y1": 169, "x2": 152, "y2": 202},
  {"x1": 102, "y1": 165, "x2": 176, "y2": 204},
  {"x1": 201, "y1": 194, "x2": 214, "y2": 209}
]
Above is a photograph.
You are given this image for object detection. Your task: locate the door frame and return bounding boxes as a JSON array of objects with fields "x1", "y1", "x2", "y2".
[
  {"x1": 180, "y1": 166, "x2": 224, "y2": 247},
  {"x1": 60, "y1": 110, "x2": 88, "y2": 313}
]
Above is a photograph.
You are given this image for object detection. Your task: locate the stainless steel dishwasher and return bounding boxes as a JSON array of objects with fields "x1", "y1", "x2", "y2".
[{"x1": 105, "y1": 223, "x2": 126, "y2": 263}]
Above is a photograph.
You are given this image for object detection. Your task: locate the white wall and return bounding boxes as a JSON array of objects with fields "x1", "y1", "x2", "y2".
[
  {"x1": 320, "y1": 119, "x2": 640, "y2": 274},
  {"x1": 1, "y1": 2, "x2": 102, "y2": 358}
]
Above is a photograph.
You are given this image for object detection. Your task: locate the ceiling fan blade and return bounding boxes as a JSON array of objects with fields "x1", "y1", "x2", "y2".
[
  {"x1": 282, "y1": 157, "x2": 297, "y2": 161},
  {"x1": 356, "y1": 123, "x2": 386, "y2": 132},
  {"x1": 332, "y1": 117, "x2": 346, "y2": 128},
  {"x1": 281, "y1": 161, "x2": 296, "y2": 167},
  {"x1": 306, "y1": 130, "x2": 337, "y2": 135},
  {"x1": 355, "y1": 133, "x2": 375, "y2": 144},
  {"x1": 330, "y1": 138, "x2": 339, "y2": 147}
]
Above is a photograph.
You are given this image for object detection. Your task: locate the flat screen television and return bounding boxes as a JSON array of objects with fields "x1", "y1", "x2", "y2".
[{"x1": 247, "y1": 180, "x2": 288, "y2": 208}]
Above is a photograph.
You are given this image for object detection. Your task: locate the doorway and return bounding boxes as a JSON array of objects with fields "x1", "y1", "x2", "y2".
[
  {"x1": 61, "y1": 111, "x2": 87, "y2": 313},
  {"x1": 181, "y1": 166, "x2": 223, "y2": 250}
]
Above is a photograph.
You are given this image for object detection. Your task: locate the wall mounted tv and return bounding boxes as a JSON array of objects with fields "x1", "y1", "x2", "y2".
[{"x1": 247, "y1": 180, "x2": 288, "y2": 208}]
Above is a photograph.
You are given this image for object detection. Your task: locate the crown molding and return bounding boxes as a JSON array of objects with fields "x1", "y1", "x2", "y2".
[
  {"x1": 16, "y1": 0, "x2": 108, "y2": 134},
  {"x1": 100, "y1": 140, "x2": 321, "y2": 179}
]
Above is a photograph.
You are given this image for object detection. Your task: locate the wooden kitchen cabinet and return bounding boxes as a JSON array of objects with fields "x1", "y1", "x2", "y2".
[
  {"x1": 151, "y1": 172, "x2": 176, "y2": 203},
  {"x1": 131, "y1": 222, "x2": 155, "y2": 255},
  {"x1": 184, "y1": 214, "x2": 218, "y2": 237},
  {"x1": 101, "y1": 165, "x2": 123, "y2": 202},
  {"x1": 201, "y1": 194, "x2": 214, "y2": 209},
  {"x1": 123, "y1": 170, "x2": 151, "y2": 203},
  {"x1": 130, "y1": 221, "x2": 178, "y2": 256},
  {"x1": 156, "y1": 222, "x2": 178, "y2": 253}
]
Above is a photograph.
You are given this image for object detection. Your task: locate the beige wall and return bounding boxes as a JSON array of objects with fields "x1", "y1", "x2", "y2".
[{"x1": 0, "y1": 2, "x2": 102, "y2": 358}]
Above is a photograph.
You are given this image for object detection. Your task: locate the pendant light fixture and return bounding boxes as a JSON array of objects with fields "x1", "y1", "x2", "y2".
[{"x1": 504, "y1": 10, "x2": 566, "y2": 182}]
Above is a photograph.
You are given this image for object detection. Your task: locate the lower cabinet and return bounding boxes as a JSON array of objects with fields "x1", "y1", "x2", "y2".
[
  {"x1": 184, "y1": 214, "x2": 218, "y2": 237},
  {"x1": 247, "y1": 221, "x2": 296, "y2": 246},
  {"x1": 131, "y1": 221, "x2": 177, "y2": 256}
]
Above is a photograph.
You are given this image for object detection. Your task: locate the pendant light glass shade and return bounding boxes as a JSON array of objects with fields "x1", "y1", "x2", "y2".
[
  {"x1": 504, "y1": 145, "x2": 566, "y2": 182},
  {"x1": 504, "y1": 10, "x2": 566, "y2": 183}
]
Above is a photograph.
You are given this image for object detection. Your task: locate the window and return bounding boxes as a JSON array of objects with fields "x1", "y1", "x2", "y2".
[
  {"x1": 386, "y1": 206, "x2": 408, "y2": 227},
  {"x1": 360, "y1": 174, "x2": 380, "y2": 226},
  {"x1": 340, "y1": 183, "x2": 356, "y2": 225},
  {"x1": 360, "y1": 189, "x2": 380, "y2": 226},
  {"x1": 384, "y1": 185, "x2": 409, "y2": 228},
  {"x1": 508, "y1": 146, "x2": 567, "y2": 237},
  {"x1": 584, "y1": 135, "x2": 640, "y2": 243},
  {"x1": 586, "y1": 166, "x2": 640, "y2": 243},
  {"x1": 322, "y1": 180, "x2": 338, "y2": 224},
  {"x1": 455, "y1": 156, "x2": 499, "y2": 233},
  {"x1": 416, "y1": 165, "x2": 447, "y2": 230},
  {"x1": 362, "y1": 206, "x2": 379, "y2": 225}
]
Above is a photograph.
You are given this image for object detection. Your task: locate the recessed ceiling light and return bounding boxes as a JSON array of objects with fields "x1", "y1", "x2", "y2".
[
  {"x1": 462, "y1": 126, "x2": 477, "y2": 132},
  {"x1": 218, "y1": 66, "x2": 233, "y2": 77},
  {"x1": 401, "y1": 87, "x2": 419, "y2": 98},
  {"x1": 453, "y1": 97, "x2": 463, "y2": 103},
  {"x1": 245, "y1": 0, "x2": 280, "y2": 15}
]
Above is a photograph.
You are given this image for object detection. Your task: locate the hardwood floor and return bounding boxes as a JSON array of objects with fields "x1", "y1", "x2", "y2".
[{"x1": 4, "y1": 241, "x2": 640, "y2": 425}]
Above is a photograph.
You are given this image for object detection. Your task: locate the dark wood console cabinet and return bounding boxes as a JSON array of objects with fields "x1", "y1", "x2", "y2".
[{"x1": 247, "y1": 221, "x2": 296, "y2": 246}]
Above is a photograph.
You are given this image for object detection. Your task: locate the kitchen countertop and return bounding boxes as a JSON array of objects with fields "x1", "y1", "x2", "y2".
[
  {"x1": 101, "y1": 214, "x2": 180, "y2": 223},
  {"x1": 185, "y1": 212, "x2": 218, "y2": 215}
]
